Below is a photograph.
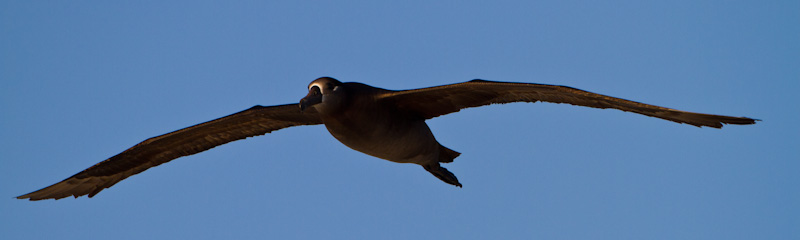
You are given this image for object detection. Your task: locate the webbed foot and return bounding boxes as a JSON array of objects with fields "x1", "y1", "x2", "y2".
[{"x1": 423, "y1": 164, "x2": 462, "y2": 187}]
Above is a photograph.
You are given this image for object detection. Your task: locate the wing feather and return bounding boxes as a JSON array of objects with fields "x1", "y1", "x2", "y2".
[
  {"x1": 378, "y1": 79, "x2": 757, "y2": 128},
  {"x1": 18, "y1": 104, "x2": 321, "y2": 200}
]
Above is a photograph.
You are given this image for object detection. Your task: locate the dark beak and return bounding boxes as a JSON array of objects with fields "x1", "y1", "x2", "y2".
[{"x1": 299, "y1": 90, "x2": 322, "y2": 111}]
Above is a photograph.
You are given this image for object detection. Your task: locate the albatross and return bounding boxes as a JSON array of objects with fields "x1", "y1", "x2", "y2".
[{"x1": 17, "y1": 77, "x2": 758, "y2": 200}]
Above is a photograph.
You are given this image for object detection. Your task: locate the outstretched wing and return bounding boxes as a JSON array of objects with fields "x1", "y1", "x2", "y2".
[
  {"x1": 378, "y1": 79, "x2": 757, "y2": 128},
  {"x1": 18, "y1": 104, "x2": 321, "y2": 201}
]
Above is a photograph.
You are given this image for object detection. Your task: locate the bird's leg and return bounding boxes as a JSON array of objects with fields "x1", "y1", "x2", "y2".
[{"x1": 423, "y1": 163, "x2": 462, "y2": 187}]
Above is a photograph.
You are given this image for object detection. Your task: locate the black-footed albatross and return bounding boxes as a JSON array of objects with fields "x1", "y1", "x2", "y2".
[{"x1": 17, "y1": 77, "x2": 758, "y2": 200}]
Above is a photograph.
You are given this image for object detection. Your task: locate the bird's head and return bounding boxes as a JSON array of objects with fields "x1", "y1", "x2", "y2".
[{"x1": 300, "y1": 77, "x2": 344, "y2": 113}]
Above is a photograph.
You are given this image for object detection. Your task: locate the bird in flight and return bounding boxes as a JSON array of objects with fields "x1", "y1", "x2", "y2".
[{"x1": 17, "y1": 77, "x2": 757, "y2": 200}]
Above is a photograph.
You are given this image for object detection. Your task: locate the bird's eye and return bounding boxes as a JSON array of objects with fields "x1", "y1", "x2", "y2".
[{"x1": 309, "y1": 83, "x2": 324, "y2": 93}]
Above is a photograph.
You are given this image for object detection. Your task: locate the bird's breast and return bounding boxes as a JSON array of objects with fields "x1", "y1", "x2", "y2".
[{"x1": 321, "y1": 113, "x2": 439, "y2": 164}]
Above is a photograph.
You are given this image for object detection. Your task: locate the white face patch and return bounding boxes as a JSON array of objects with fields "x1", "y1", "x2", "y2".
[{"x1": 309, "y1": 82, "x2": 326, "y2": 94}]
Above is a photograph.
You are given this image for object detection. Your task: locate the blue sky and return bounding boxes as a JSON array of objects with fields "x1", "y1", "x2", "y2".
[{"x1": 1, "y1": 1, "x2": 797, "y2": 239}]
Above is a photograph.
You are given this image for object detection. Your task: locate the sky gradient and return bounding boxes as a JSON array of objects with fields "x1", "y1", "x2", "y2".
[{"x1": 2, "y1": 1, "x2": 798, "y2": 239}]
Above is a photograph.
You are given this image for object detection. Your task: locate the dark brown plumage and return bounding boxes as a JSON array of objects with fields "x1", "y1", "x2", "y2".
[
  {"x1": 17, "y1": 78, "x2": 757, "y2": 200},
  {"x1": 382, "y1": 80, "x2": 755, "y2": 127},
  {"x1": 18, "y1": 104, "x2": 321, "y2": 200}
]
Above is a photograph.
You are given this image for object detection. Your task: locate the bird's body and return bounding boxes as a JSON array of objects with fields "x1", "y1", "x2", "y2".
[
  {"x1": 322, "y1": 99, "x2": 441, "y2": 165},
  {"x1": 309, "y1": 81, "x2": 463, "y2": 185},
  {"x1": 18, "y1": 77, "x2": 758, "y2": 200}
]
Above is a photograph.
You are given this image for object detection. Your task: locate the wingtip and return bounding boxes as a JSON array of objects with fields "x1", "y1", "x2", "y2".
[
  {"x1": 15, "y1": 192, "x2": 51, "y2": 201},
  {"x1": 16, "y1": 194, "x2": 43, "y2": 201},
  {"x1": 723, "y1": 116, "x2": 760, "y2": 127},
  {"x1": 15, "y1": 191, "x2": 40, "y2": 201}
]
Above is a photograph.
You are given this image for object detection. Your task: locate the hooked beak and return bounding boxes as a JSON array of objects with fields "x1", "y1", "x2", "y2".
[{"x1": 299, "y1": 91, "x2": 322, "y2": 111}]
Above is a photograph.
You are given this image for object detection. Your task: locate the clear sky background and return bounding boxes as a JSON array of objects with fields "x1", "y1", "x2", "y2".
[{"x1": 2, "y1": 1, "x2": 797, "y2": 239}]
